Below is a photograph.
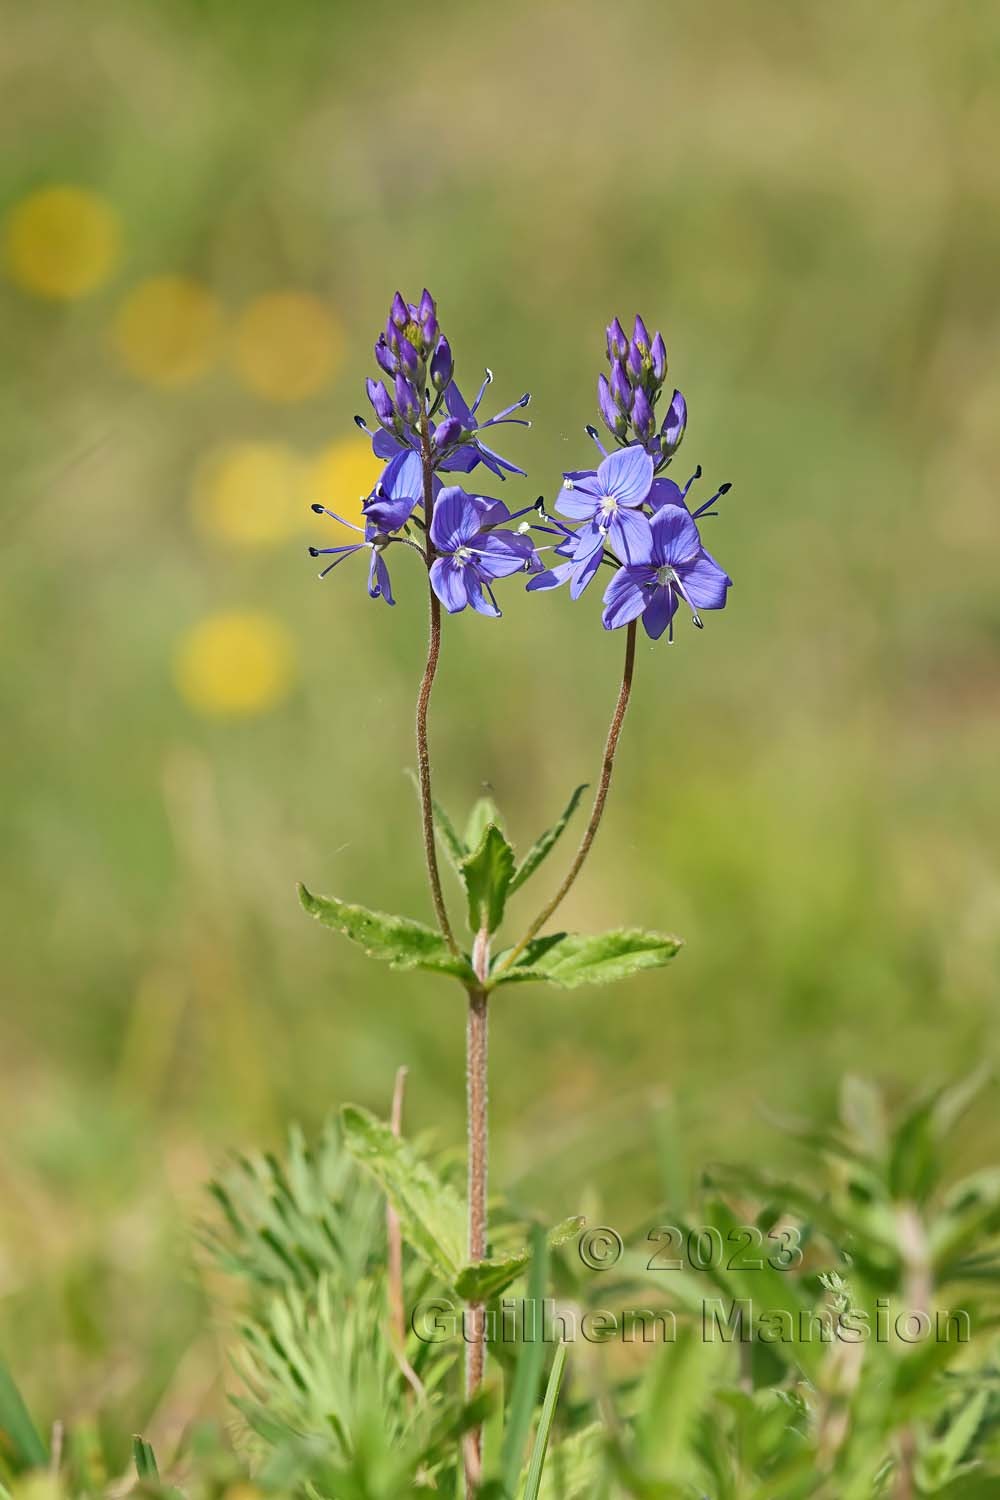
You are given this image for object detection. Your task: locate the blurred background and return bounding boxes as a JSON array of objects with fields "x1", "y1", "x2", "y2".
[{"x1": 2, "y1": 0, "x2": 999, "y2": 1460}]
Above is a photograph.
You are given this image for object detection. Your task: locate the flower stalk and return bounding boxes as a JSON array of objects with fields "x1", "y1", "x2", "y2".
[{"x1": 495, "y1": 620, "x2": 638, "y2": 977}]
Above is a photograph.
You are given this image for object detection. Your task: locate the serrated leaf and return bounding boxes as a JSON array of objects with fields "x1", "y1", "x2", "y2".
[
  {"x1": 508, "y1": 784, "x2": 587, "y2": 895},
  {"x1": 341, "y1": 1104, "x2": 466, "y2": 1281},
  {"x1": 493, "y1": 928, "x2": 682, "y2": 988},
  {"x1": 454, "y1": 1216, "x2": 584, "y2": 1301},
  {"x1": 460, "y1": 824, "x2": 515, "y2": 934},
  {"x1": 298, "y1": 884, "x2": 475, "y2": 982},
  {"x1": 465, "y1": 795, "x2": 502, "y2": 849}
]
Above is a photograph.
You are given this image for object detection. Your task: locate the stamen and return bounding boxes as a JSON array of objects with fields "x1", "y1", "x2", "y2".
[{"x1": 692, "y1": 482, "x2": 732, "y2": 520}]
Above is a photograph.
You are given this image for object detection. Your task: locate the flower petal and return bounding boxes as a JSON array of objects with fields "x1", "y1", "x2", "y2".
[
  {"x1": 678, "y1": 548, "x2": 732, "y2": 610},
  {"x1": 601, "y1": 566, "x2": 649, "y2": 630},
  {"x1": 368, "y1": 550, "x2": 395, "y2": 606},
  {"x1": 429, "y1": 556, "x2": 468, "y2": 613},
  {"x1": 526, "y1": 561, "x2": 573, "y2": 592},
  {"x1": 555, "y1": 486, "x2": 600, "y2": 521},
  {"x1": 475, "y1": 531, "x2": 537, "y2": 579},
  {"x1": 607, "y1": 506, "x2": 653, "y2": 565},
  {"x1": 597, "y1": 445, "x2": 654, "y2": 507},
  {"x1": 649, "y1": 505, "x2": 702, "y2": 566},
  {"x1": 569, "y1": 542, "x2": 605, "y2": 600},
  {"x1": 429, "y1": 487, "x2": 479, "y2": 552},
  {"x1": 647, "y1": 477, "x2": 688, "y2": 512},
  {"x1": 444, "y1": 382, "x2": 476, "y2": 429},
  {"x1": 642, "y1": 584, "x2": 677, "y2": 640},
  {"x1": 466, "y1": 578, "x2": 502, "y2": 617}
]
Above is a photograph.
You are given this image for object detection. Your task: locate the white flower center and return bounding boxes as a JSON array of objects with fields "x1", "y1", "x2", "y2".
[
  {"x1": 454, "y1": 545, "x2": 473, "y2": 567},
  {"x1": 654, "y1": 564, "x2": 678, "y2": 587}
]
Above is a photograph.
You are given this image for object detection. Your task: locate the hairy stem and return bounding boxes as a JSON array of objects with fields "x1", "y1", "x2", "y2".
[
  {"x1": 463, "y1": 929, "x2": 490, "y2": 1494},
  {"x1": 415, "y1": 414, "x2": 460, "y2": 956},
  {"x1": 495, "y1": 620, "x2": 638, "y2": 975}
]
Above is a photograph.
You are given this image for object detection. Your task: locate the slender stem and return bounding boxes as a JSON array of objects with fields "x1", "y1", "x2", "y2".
[
  {"x1": 386, "y1": 1066, "x2": 424, "y2": 1400},
  {"x1": 495, "y1": 621, "x2": 638, "y2": 976},
  {"x1": 415, "y1": 413, "x2": 460, "y2": 957},
  {"x1": 463, "y1": 928, "x2": 490, "y2": 1494}
]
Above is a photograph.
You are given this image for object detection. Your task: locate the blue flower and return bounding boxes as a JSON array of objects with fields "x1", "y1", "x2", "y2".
[
  {"x1": 554, "y1": 445, "x2": 654, "y2": 561},
  {"x1": 429, "y1": 488, "x2": 540, "y2": 617},
  {"x1": 444, "y1": 370, "x2": 531, "y2": 479},
  {"x1": 601, "y1": 506, "x2": 731, "y2": 641}
]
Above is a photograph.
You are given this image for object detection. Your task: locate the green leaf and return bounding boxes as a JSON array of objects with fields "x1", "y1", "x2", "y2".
[
  {"x1": 460, "y1": 824, "x2": 516, "y2": 934},
  {"x1": 521, "y1": 1343, "x2": 567, "y2": 1500},
  {"x1": 298, "y1": 885, "x2": 475, "y2": 982},
  {"x1": 404, "y1": 770, "x2": 467, "y2": 872},
  {"x1": 500, "y1": 1225, "x2": 549, "y2": 1498},
  {"x1": 493, "y1": 928, "x2": 682, "y2": 988},
  {"x1": 132, "y1": 1436, "x2": 160, "y2": 1481},
  {"x1": 508, "y1": 785, "x2": 587, "y2": 895},
  {"x1": 0, "y1": 1355, "x2": 47, "y2": 1472},
  {"x1": 340, "y1": 1104, "x2": 466, "y2": 1282},
  {"x1": 454, "y1": 1217, "x2": 584, "y2": 1301},
  {"x1": 465, "y1": 795, "x2": 502, "y2": 849}
]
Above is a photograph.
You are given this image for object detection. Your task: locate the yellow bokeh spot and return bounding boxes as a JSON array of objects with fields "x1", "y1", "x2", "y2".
[
  {"x1": 232, "y1": 291, "x2": 342, "y2": 402},
  {"x1": 175, "y1": 611, "x2": 295, "y2": 718},
  {"x1": 114, "y1": 275, "x2": 223, "y2": 386},
  {"x1": 193, "y1": 442, "x2": 306, "y2": 547},
  {"x1": 3, "y1": 185, "x2": 120, "y2": 300},
  {"x1": 308, "y1": 435, "x2": 383, "y2": 540}
]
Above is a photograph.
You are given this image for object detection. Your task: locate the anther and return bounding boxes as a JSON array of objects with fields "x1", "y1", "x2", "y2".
[
  {"x1": 308, "y1": 546, "x2": 320, "y2": 556},
  {"x1": 311, "y1": 503, "x2": 325, "y2": 513}
]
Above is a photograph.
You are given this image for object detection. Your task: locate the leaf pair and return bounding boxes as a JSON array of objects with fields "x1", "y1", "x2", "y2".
[{"x1": 300, "y1": 885, "x2": 682, "y2": 992}]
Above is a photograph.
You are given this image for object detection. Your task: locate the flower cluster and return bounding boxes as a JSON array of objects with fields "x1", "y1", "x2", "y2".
[
  {"x1": 598, "y1": 315, "x2": 687, "y2": 465},
  {"x1": 527, "y1": 434, "x2": 732, "y2": 641},
  {"x1": 309, "y1": 296, "x2": 733, "y2": 642},
  {"x1": 309, "y1": 290, "x2": 541, "y2": 614}
]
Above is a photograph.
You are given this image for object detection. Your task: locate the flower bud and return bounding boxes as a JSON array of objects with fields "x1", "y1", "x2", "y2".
[
  {"x1": 610, "y1": 359, "x2": 632, "y2": 413},
  {"x1": 606, "y1": 316, "x2": 628, "y2": 364},
  {"x1": 626, "y1": 339, "x2": 644, "y2": 383},
  {"x1": 390, "y1": 291, "x2": 409, "y2": 329},
  {"x1": 598, "y1": 373, "x2": 628, "y2": 440},
  {"x1": 434, "y1": 415, "x2": 464, "y2": 449},
  {"x1": 394, "y1": 371, "x2": 420, "y2": 425},
  {"x1": 660, "y1": 388, "x2": 687, "y2": 454},
  {"x1": 632, "y1": 385, "x2": 655, "y2": 442},
  {"x1": 366, "y1": 377, "x2": 395, "y2": 430},
  {"x1": 374, "y1": 334, "x2": 397, "y2": 377},
  {"x1": 650, "y1": 331, "x2": 667, "y2": 383},
  {"x1": 430, "y1": 334, "x2": 453, "y2": 391},
  {"x1": 397, "y1": 336, "x2": 420, "y2": 378},
  {"x1": 632, "y1": 313, "x2": 650, "y2": 353}
]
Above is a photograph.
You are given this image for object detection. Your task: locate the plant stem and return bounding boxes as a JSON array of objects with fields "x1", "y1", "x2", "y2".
[
  {"x1": 415, "y1": 413, "x2": 460, "y2": 957},
  {"x1": 495, "y1": 620, "x2": 638, "y2": 976},
  {"x1": 464, "y1": 931, "x2": 490, "y2": 1494}
]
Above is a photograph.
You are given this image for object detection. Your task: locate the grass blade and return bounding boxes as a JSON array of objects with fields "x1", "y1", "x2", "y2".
[
  {"x1": 0, "y1": 1356, "x2": 47, "y2": 1472},
  {"x1": 521, "y1": 1342, "x2": 567, "y2": 1500},
  {"x1": 500, "y1": 1224, "x2": 549, "y2": 1497}
]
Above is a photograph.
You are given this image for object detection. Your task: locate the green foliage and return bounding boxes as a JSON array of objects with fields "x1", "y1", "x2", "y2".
[
  {"x1": 0, "y1": 1357, "x2": 47, "y2": 1474},
  {"x1": 460, "y1": 824, "x2": 516, "y2": 936},
  {"x1": 492, "y1": 928, "x2": 683, "y2": 988},
  {"x1": 508, "y1": 786, "x2": 588, "y2": 896},
  {"x1": 298, "y1": 885, "x2": 476, "y2": 982},
  {"x1": 340, "y1": 1104, "x2": 467, "y2": 1283},
  {"x1": 131, "y1": 1436, "x2": 159, "y2": 1480},
  {"x1": 453, "y1": 1217, "x2": 584, "y2": 1302}
]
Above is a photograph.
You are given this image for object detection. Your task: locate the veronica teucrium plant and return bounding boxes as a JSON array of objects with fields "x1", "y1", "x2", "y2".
[{"x1": 300, "y1": 293, "x2": 734, "y2": 1492}]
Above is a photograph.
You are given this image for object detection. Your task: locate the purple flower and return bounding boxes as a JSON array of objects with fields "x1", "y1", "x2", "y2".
[
  {"x1": 601, "y1": 505, "x2": 731, "y2": 641},
  {"x1": 429, "y1": 488, "x2": 539, "y2": 617},
  {"x1": 430, "y1": 335, "x2": 453, "y2": 391},
  {"x1": 525, "y1": 519, "x2": 609, "y2": 601},
  {"x1": 444, "y1": 370, "x2": 531, "y2": 480},
  {"x1": 555, "y1": 445, "x2": 654, "y2": 562},
  {"x1": 362, "y1": 449, "x2": 426, "y2": 532},
  {"x1": 308, "y1": 516, "x2": 397, "y2": 606}
]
